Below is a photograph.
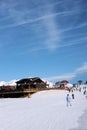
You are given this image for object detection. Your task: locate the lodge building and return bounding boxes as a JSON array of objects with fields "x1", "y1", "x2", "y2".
[
  {"x1": 0, "y1": 77, "x2": 48, "y2": 98},
  {"x1": 16, "y1": 77, "x2": 48, "y2": 90}
]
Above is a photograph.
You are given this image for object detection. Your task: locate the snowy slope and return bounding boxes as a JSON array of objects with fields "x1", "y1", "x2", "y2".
[{"x1": 0, "y1": 90, "x2": 87, "y2": 130}]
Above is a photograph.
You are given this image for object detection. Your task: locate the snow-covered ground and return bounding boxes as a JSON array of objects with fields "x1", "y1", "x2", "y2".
[{"x1": 0, "y1": 90, "x2": 87, "y2": 130}]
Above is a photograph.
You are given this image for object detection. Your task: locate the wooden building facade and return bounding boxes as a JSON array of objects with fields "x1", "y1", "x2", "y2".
[{"x1": 16, "y1": 77, "x2": 47, "y2": 90}]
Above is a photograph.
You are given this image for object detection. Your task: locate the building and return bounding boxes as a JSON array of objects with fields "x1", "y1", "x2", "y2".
[{"x1": 16, "y1": 77, "x2": 47, "y2": 90}]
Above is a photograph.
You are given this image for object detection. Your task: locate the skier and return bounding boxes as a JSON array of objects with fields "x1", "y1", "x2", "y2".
[
  {"x1": 66, "y1": 94, "x2": 72, "y2": 106},
  {"x1": 72, "y1": 93, "x2": 74, "y2": 99}
]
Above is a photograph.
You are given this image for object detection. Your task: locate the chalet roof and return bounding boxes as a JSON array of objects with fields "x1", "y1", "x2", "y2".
[
  {"x1": 61, "y1": 80, "x2": 69, "y2": 83},
  {"x1": 16, "y1": 77, "x2": 45, "y2": 84}
]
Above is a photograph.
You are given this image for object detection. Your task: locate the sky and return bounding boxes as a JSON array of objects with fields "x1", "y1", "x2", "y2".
[
  {"x1": 0, "y1": 0, "x2": 87, "y2": 84},
  {"x1": 0, "y1": 90, "x2": 87, "y2": 130}
]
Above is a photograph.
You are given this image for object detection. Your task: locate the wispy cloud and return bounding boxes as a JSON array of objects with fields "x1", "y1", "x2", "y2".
[
  {"x1": 0, "y1": 0, "x2": 86, "y2": 52},
  {"x1": 0, "y1": 0, "x2": 85, "y2": 29},
  {"x1": 44, "y1": 73, "x2": 76, "y2": 81},
  {"x1": 41, "y1": 5, "x2": 60, "y2": 51},
  {"x1": 60, "y1": 22, "x2": 87, "y2": 33},
  {"x1": 44, "y1": 62, "x2": 87, "y2": 82},
  {"x1": 0, "y1": 9, "x2": 84, "y2": 29},
  {"x1": 28, "y1": 36, "x2": 87, "y2": 53},
  {"x1": 75, "y1": 63, "x2": 87, "y2": 73}
]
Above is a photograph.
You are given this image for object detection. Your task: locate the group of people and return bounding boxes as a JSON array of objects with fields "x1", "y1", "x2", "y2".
[{"x1": 66, "y1": 85, "x2": 87, "y2": 107}]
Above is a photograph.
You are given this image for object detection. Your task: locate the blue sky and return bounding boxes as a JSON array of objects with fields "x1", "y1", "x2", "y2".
[{"x1": 0, "y1": 0, "x2": 87, "y2": 84}]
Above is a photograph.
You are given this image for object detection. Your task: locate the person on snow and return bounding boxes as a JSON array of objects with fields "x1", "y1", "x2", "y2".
[
  {"x1": 72, "y1": 93, "x2": 74, "y2": 99},
  {"x1": 66, "y1": 94, "x2": 72, "y2": 106}
]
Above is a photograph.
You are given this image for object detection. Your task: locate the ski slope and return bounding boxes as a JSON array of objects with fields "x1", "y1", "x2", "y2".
[{"x1": 0, "y1": 90, "x2": 87, "y2": 130}]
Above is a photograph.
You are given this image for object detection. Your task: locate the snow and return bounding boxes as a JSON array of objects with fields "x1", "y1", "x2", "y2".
[
  {"x1": 0, "y1": 90, "x2": 87, "y2": 130},
  {"x1": 0, "y1": 81, "x2": 8, "y2": 86},
  {"x1": 42, "y1": 79, "x2": 54, "y2": 88},
  {"x1": 0, "y1": 80, "x2": 18, "y2": 86},
  {"x1": 46, "y1": 81, "x2": 54, "y2": 88},
  {"x1": 66, "y1": 83, "x2": 73, "y2": 88},
  {"x1": 8, "y1": 79, "x2": 18, "y2": 86}
]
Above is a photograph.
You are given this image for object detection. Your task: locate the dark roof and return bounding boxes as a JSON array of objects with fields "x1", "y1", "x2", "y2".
[
  {"x1": 16, "y1": 77, "x2": 45, "y2": 84},
  {"x1": 61, "y1": 80, "x2": 69, "y2": 83}
]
